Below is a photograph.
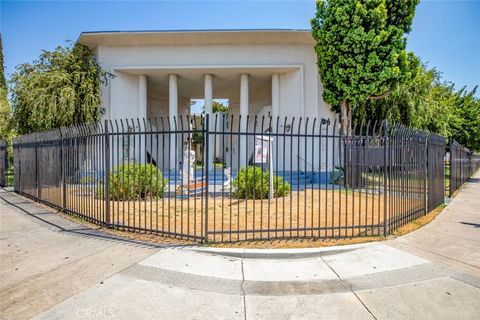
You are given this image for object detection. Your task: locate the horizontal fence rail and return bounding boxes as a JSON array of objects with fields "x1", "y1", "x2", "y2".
[{"x1": 10, "y1": 115, "x2": 480, "y2": 243}]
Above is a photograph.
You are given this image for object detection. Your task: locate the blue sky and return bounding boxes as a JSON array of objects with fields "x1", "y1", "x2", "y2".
[{"x1": 2, "y1": 0, "x2": 479, "y2": 97}]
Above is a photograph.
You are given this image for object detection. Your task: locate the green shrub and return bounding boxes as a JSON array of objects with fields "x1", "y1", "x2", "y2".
[
  {"x1": 80, "y1": 175, "x2": 97, "y2": 185},
  {"x1": 107, "y1": 162, "x2": 168, "y2": 200},
  {"x1": 232, "y1": 166, "x2": 290, "y2": 199},
  {"x1": 6, "y1": 166, "x2": 13, "y2": 186},
  {"x1": 331, "y1": 166, "x2": 344, "y2": 185}
]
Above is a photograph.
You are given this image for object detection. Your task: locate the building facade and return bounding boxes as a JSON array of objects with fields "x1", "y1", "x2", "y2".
[{"x1": 79, "y1": 29, "x2": 337, "y2": 172}]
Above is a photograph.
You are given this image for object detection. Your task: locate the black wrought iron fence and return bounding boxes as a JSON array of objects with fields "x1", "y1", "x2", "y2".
[
  {"x1": 449, "y1": 140, "x2": 480, "y2": 196},
  {"x1": 427, "y1": 133, "x2": 446, "y2": 211},
  {"x1": 0, "y1": 140, "x2": 6, "y2": 187},
  {"x1": 11, "y1": 115, "x2": 469, "y2": 243},
  {"x1": 384, "y1": 124, "x2": 429, "y2": 232}
]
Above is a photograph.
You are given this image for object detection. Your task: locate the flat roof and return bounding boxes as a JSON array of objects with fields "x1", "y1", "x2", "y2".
[{"x1": 77, "y1": 29, "x2": 314, "y2": 48}]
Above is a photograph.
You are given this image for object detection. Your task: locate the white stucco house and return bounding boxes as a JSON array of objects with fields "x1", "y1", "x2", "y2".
[{"x1": 78, "y1": 29, "x2": 337, "y2": 176}]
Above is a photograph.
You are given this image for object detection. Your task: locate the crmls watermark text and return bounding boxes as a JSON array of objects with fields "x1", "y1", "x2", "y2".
[{"x1": 75, "y1": 308, "x2": 115, "y2": 319}]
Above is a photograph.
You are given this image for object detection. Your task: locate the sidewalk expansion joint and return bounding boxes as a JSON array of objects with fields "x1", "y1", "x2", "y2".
[
  {"x1": 240, "y1": 259, "x2": 247, "y2": 320},
  {"x1": 320, "y1": 255, "x2": 378, "y2": 320}
]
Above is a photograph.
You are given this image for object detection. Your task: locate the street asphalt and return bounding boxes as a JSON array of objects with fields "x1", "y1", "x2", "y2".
[{"x1": 1, "y1": 171, "x2": 479, "y2": 319}]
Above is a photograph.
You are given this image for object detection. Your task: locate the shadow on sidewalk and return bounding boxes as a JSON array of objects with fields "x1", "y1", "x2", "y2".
[
  {"x1": 459, "y1": 222, "x2": 480, "y2": 229},
  {"x1": 0, "y1": 189, "x2": 193, "y2": 250},
  {"x1": 466, "y1": 177, "x2": 480, "y2": 183}
]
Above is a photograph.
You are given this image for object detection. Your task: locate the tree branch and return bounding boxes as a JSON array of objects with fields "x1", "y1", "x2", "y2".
[{"x1": 369, "y1": 91, "x2": 392, "y2": 100}]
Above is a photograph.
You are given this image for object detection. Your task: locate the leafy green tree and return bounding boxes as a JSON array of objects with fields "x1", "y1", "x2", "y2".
[
  {"x1": 354, "y1": 59, "x2": 453, "y2": 133},
  {"x1": 423, "y1": 80, "x2": 460, "y2": 137},
  {"x1": 450, "y1": 87, "x2": 480, "y2": 151},
  {"x1": 0, "y1": 35, "x2": 6, "y2": 91},
  {"x1": 212, "y1": 101, "x2": 228, "y2": 113},
  {"x1": 10, "y1": 42, "x2": 110, "y2": 134},
  {"x1": 0, "y1": 34, "x2": 14, "y2": 145},
  {"x1": 201, "y1": 100, "x2": 228, "y2": 113},
  {"x1": 311, "y1": 0, "x2": 419, "y2": 133},
  {"x1": 354, "y1": 58, "x2": 480, "y2": 152}
]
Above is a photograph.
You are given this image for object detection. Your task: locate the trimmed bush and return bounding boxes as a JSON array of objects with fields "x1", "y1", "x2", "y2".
[
  {"x1": 80, "y1": 175, "x2": 97, "y2": 185},
  {"x1": 108, "y1": 162, "x2": 168, "y2": 200},
  {"x1": 232, "y1": 166, "x2": 290, "y2": 199}
]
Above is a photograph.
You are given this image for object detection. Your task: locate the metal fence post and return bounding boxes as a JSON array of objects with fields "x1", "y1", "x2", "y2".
[
  {"x1": 1, "y1": 142, "x2": 6, "y2": 187},
  {"x1": 34, "y1": 133, "x2": 39, "y2": 199},
  {"x1": 383, "y1": 121, "x2": 388, "y2": 236},
  {"x1": 449, "y1": 139, "x2": 452, "y2": 197},
  {"x1": 104, "y1": 120, "x2": 111, "y2": 226},
  {"x1": 60, "y1": 129, "x2": 66, "y2": 211},
  {"x1": 469, "y1": 151, "x2": 473, "y2": 177},
  {"x1": 423, "y1": 136, "x2": 432, "y2": 215},
  {"x1": 203, "y1": 115, "x2": 210, "y2": 243},
  {"x1": 2, "y1": 141, "x2": 9, "y2": 187},
  {"x1": 0, "y1": 142, "x2": 6, "y2": 187},
  {"x1": 459, "y1": 144, "x2": 462, "y2": 191},
  {"x1": 449, "y1": 139, "x2": 453, "y2": 197},
  {"x1": 15, "y1": 140, "x2": 19, "y2": 193}
]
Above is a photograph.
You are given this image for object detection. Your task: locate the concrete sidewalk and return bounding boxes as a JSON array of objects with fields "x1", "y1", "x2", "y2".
[
  {"x1": 0, "y1": 190, "x2": 160, "y2": 319},
  {"x1": 1, "y1": 172, "x2": 480, "y2": 319}
]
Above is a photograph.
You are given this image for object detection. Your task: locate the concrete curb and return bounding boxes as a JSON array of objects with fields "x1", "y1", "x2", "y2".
[
  {"x1": 191, "y1": 243, "x2": 370, "y2": 259},
  {"x1": 119, "y1": 262, "x2": 456, "y2": 296}
]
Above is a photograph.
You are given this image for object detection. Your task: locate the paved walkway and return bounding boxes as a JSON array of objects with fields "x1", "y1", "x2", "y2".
[{"x1": 1, "y1": 171, "x2": 479, "y2": 319}]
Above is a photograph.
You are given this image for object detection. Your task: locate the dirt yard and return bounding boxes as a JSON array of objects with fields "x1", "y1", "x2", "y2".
[
  {"x1": 22, "y1": 182, "x2": 425, "y2": 242},
  {"x1": 61, "y1": 185, "x2": 402, "y2": 242}
]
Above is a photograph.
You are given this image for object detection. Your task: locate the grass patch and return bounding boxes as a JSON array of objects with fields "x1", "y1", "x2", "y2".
[{"x1": 393, "y1": 204, "x2": 446, "y2": 236}]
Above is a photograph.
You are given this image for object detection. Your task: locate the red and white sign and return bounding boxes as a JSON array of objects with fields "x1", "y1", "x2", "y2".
[{"x1": 254, "y1": 135, "x2": 272, "y2": 164}]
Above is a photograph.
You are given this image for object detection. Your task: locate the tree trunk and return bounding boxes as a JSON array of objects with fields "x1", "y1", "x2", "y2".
[
  {"x1": 341, "y1": 100, "x2": 361, "y2": 188},
  {"x1": 340, "y1": 100, "x2": 351, "y2": 135}
]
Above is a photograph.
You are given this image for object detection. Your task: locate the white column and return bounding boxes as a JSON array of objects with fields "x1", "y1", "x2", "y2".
[
  {"x1": 271, "y1": 73, "x2": 280, "y2": 123},
  {"x1": 240, "y1": 74, "x2": 249, "y2": 118},
  {"x1": 138, "y1": 75, "x2": 147, "y2": 163},
  {"x1": 239, "y1": 73, "x2": 249, "y2": 167},
  {"x1": 169, "y1": 74, "x2": 178, "y2": 169},
  {"x1": 271, "y1": 73, "x2": 280, "y2": 172},
  {"x1": 204, "y1": 74, "x2": 213, "y2": 115},
  {"x1": 204, "y1": 74, "x2": 214, "y2": 170},
  {"x1": 138, "y1": 75, "x2": 148, "y2": 120}
]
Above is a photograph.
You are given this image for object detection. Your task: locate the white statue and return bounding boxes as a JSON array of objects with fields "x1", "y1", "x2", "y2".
[
  {"x1": 182, "y1": 144, "x2": 196, "y2": 187},
  {"x1": 224, "y1": 167, "x2": 232, "y2": 191}
]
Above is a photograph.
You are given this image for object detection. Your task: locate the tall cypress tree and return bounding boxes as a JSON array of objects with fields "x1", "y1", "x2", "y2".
[{"x1": 311, "y1": 0, "x2": 419, "y2": 133}]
